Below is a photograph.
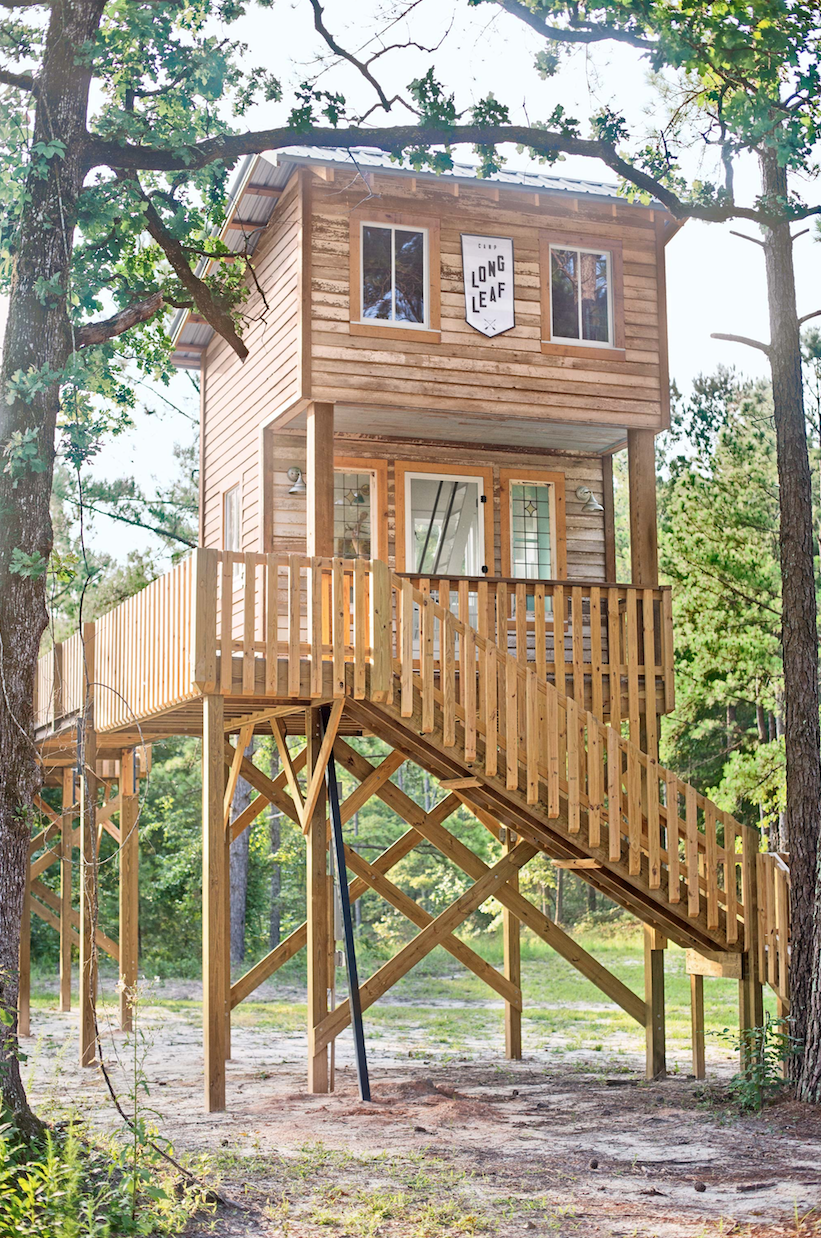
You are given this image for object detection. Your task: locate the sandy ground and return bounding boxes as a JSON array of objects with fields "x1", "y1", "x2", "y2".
[{"x1": 23, "y1": 997, "x2": 821, "y2": 1238}]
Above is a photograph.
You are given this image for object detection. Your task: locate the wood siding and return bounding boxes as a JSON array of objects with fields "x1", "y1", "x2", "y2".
[
  {"x1": 201, "y1": 173, "x2": 304, "y2": 551},
  {"x1": 268, "y1": 432, "x2": 610, "y2": 581},
  {"x1": 308, "y1": 171, "x2": 668, "y2": 429}
]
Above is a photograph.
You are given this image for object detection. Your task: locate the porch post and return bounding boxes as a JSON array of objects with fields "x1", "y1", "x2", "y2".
[
  {"x1": 119, "y1": 748, "x2": 139, "y2": 1033},
  {"x1": 502, "y1": 827, "x2": 522, "y2": 1060},
  {"x1": 60, "y1": 767, "x2": 73, "y2": 1012},
  {"x1": 627, "y1": 429, "x2": 658, "y2": 586},
  {"x1": 307, "y1": 402, "x2": 335, "y2": 558},
  {"x1": 79, "y1": 622, "x2": 98, "y2": 1067},
  {"x1": 644, "y1": 925, "x2": 667, "y2": 1080},
  {"x1": 306, "y1": 707, "x2": 331, "y2": 1093},
  {"x1": 203, "y1": 693, "x2": 227, "y2": 1112}
]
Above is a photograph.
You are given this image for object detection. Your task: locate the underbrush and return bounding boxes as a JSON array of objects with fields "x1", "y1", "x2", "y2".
[{"x1": 0, "y1": 1121, "x2": 210, "y2": 1237}]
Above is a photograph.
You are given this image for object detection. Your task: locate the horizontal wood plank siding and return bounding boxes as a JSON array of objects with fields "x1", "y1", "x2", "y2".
[
  {"x1": 308, "y1": 174, "x2": 665, "y2": 425},
  {"x1": 201, "y1": 173, "x2": 303, "y2": 551},
  {"x1": 269, "y1": 431, "x2": 608, "y2": 580}
]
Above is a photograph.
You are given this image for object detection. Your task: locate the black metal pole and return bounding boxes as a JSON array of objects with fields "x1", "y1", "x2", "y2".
[{"x1": 320, "y1": 704, "x2": 371, "y2": 1102}]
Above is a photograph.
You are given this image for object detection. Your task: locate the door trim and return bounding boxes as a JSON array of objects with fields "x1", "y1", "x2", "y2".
[{"x1": 395, "y1": 460, "x2": 494, "y2": 574}]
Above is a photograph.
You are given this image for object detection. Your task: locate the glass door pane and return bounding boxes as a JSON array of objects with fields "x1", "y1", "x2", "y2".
[{"x1": 407, "y1": 474, "x2": 482, "y2": 575}]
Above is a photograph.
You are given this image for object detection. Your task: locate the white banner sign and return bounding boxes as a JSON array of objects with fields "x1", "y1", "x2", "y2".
[{"x1": 461, "y1": 234, "x2": 515, "y2": 338}]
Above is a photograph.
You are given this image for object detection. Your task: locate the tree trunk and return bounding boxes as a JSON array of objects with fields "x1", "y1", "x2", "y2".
[
  {"x1": 229, "y1": 738, "x2": 254, "y2": 964},
  {"x1": 269, "y1": 748, "x2": 281, "y2": 948},
  {"x1": 0, "y1": 0, "x2": 105, "y2": 1135},
  {"x1": 759, "y1": 152, "x2": 821, "y2": 1100}
]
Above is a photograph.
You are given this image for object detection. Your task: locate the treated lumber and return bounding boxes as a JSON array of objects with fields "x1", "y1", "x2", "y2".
[
  {"x1": 690, "y1": 974, "x2": 705, "y2": 1081},
  {"x1": 306, "y1": 403, "x2": 334, "y2": 557},
  {"x1": 312, "y1": 841, "x2": 536, "y2": 1054},
  {"x1": 502, "y1": 827, "x2": 522, "y2": 1059},
  {"x1": 644, "y1": 926, "x2": 666, "y2": 1080},
  {"x1": 78, "y1": 655, "x2": 97, "y2": 1069},
  {"x1": 299, "y1": 698, "x2": 344, "y2": 833},
  {"x1": 305, "y1": 709, "x2": 330, "y2": 1092},
  {"x1": 119, "y1": 749, "x2": 139, "y2": 1033},
  {"x1": 31, "y1": 879, "x2": 118, "y2": 960},
  {"x1": 627, "y1": 428, "x2": 658, "y2": 586},
  {"x1": 60, "y1": 768, "x2": 73, "y2": 1011},
  {"x1": 203, "y1": 694, "x2": 227, "y2": 1112}
]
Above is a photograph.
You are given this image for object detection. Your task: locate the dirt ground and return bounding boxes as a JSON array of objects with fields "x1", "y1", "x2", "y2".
[{"x1": 23, "y1": 995, "x2": 821, "y2": 1238}]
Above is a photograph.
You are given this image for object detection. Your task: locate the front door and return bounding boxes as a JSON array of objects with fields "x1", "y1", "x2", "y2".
[{"x1": 405, "y1": 472, "x2": 485, "y2": 576}]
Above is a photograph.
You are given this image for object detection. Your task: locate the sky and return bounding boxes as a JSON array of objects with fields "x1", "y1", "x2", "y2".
[{"x1": 43, "y1": 0, "x2": 821, "y2": 559}]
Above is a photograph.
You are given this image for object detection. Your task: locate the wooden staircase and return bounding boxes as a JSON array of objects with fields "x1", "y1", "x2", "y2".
[{"x1": 352, "y1": 560, "x2": 753, "y2": 961}]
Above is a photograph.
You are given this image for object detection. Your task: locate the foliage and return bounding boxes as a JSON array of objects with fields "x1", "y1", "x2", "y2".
[
  {"x1": 717, "y1": 1014, "x2": 800, "y2": 1111},
  {"x1": 0, "y1": 1123, "x2": 204, "y2": 1236}
]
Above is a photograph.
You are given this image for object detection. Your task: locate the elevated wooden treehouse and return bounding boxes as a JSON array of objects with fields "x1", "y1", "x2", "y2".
[{"x1": 27, "y1": 148, "x2": 789, "y2": 1112}]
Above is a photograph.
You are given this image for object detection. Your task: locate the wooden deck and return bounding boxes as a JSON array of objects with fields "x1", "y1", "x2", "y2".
[{"x1": 28, "y1": 551, "x2": 789, "y2": 1108}]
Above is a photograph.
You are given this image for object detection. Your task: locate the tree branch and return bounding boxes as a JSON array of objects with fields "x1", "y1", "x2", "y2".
[
  {"x1": 0, "y1": 68, "x2": 35, "y2": 92},
  {"x1": 729, "y1": 230, "x2": 765, "y2": 248},
  {"x1": 495, "y1": 0, "x2": 654, "y2": 48},
  {"x1": 61, "y1": 494, "x2": 197, "y2": 547},
  {"x1": 122, "y1": 174, "x2": 248, "y2": 360},
  {"x1": 85, "y1": 123, "x2": 819, "y2": 228},
  {"x1": 75, "y1": 291, "x2": 165, "y2": 348},
  {"x1": 799, "y1": 310, "x2": 821, "y2": 328},
  {"x1": 711, "y1": 332, "x2": 772, "y2": 356},
  {"x1": 309, "y1": 0, "x2": 397, "y2": 113}
]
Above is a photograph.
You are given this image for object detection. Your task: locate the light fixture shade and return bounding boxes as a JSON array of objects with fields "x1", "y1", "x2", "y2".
[
  {"x1": 575, "y1": 485, "x2": 604, "y2": 514},
  {"x1": 287, "y1": 466, "x2": 307, "y2": 496}
]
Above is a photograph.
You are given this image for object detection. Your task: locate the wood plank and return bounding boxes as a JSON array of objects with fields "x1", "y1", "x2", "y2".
[
  {"x1": 566, "y1": 696, "x2": 580, "y2": 833},
  {"x1": 305, "y1": 709, "x2": 330, "y2": 1092},
  {"x1": 647, "y1": 759, "x2": 660, "y2": 889},
  {"x1": 686, "y1": 785, "x2": 699, "y2": 917},
  {"x1": 203, "y1": 694, "x2": 227, "y2": 1112},
  {"x1": 607, "y1": 725, "x2": 621, "y2": 862},
  {"x1": 665, "y1": 772, "x2": 680, "y2": 903},
  {"x1": 627, "y1": 746, "x2": 641, "y2": 876},
  {"x1": 299, "y1": 698, "x2": 345, "y2": 834},
  {"x1": 587, "y1": 714, "x2": 601, "y2": 847},
  {"x1": 354, "y1": 558, "x2": 368, "y2": 701},
  {"x1": 502, "y1": 827, "x2": 522, "y2": 1059},
  {"x1": 119, "y1": 749, "x2": 139, "y2": 1033},
  {"x1": 269, "y1": 720, "x2": 306, "y2": 823},
  {"x1": 690, "y1": 973, "x2": 706, "y2": 1080}
]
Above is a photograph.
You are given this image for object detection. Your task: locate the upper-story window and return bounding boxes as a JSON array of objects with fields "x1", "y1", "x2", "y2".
[
  {"x1": 349, "y1": 212, "x2": 441, "y2": 344},
  {"x1": 361, "y1": 223, "x2": 428, "y2": 327},
  {"x1": 539, "y1": 234, "x2": 625, "y2": 358},
  {"x1": 550, "y1": 245, "x2": 612, "y2": 346},
  {"x1": 334, "y1": 469, "x2": 373, "y2": 558}
]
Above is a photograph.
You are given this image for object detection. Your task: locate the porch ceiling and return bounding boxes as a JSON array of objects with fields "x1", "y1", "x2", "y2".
[{"x1": 284, "y1": 404, "x2": 628, "y2": 454}]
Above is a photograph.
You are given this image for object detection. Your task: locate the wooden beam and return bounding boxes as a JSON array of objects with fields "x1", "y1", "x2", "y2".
[
  {"x1": 602, "y1": 452, "x2": 617, "y2": 583},
  {"x1": 439, "y1": 776, "x2": 482, "y2": 790},
  {"x1": 203, "y1": 694, "x2": 227, "y2": 1112},
  {"x1": 119, "y1": 749, "x2": 139, "y2": 1033},
  {"x1": 313, "y1": 841, "x2": 537, "y2": 1054},
  {"x1": 552, "y1": 858, "x2": 603, "y2": 870},
  {"x1": 60, "y1": 768, "x2": 72, "y2": 1012},
  {"x1": 269, "y1": 721, "x2": 306, "y2": 822},
  {"x1": 502, "y1": 827, "x2": 522, "y2": 1060},
  {"x1": 306, "y1": 402, "x2": 334, "y2": 557},
  {"x1": 306, "y1": 709, "x2": 330, "y2": 1092},
  {"x1": 627, "y1": 429, "x2": 658, "y2": 586},
  {"x1": 223, "y1": 724, "x2": 254, "y2": 828},
  {"x1": 224, "y1": 705, "x2": 300, "y2": 732},
  {"x1": 225, "y1": 745, "x2": 307, "y2": 827},
  {"x1": 32, "y1": 879, "x2": 118, "y2": 961},
  {"x1": 690, "y1": 973, "x2": 705, "y2": 1081},
  {"x1": 299, "y1": 699, "x2": 345, "y2": 834},
  {"x1": 78, "y1": 641, "x2": 97, "y2": 1068},
  {"x1": 343, "y1": 843, "x2": 522, "y2": 1009},
  {"x1": 644, "y1": 925, "x2": 666, "y2": 1079}
]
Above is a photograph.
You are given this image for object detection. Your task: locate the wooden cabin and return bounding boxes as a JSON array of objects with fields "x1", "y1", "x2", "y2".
[{"x1": 27, "y1": 148, "x2": 789, "y2": 1115}]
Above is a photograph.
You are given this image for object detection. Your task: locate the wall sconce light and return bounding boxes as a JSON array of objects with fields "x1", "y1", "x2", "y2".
[
  {"x1": 575, "y1": 485, "x2": 604, "y2": 514},
  {"x1": 287, "y1": 467, "x2": 307, "y2": 496}
]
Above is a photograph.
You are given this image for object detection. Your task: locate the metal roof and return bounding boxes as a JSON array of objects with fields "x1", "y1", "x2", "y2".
[{"x1": 170, "y1": 145, "x2": 636, "y2": 367}]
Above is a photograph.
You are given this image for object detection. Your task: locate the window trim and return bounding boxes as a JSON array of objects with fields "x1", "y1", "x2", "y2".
[
  {"x1": 395, "y1": 460, "x2": 493, "y2": 575},
  {"x1": 500, "y1": 467, "x2": 567, "y2": 580},
  {"x1": 222, "y1": 481, "x2": 243, "y2": 590},
  {"x1": 539, "y1": 233, "x2": 625, "y2": 360},
  {"x1": 333, "y1": 455, "x2": 388, "y2": 562},
  {"x1": 349, "y1": 210, "x2": 441, "y2": 345}
]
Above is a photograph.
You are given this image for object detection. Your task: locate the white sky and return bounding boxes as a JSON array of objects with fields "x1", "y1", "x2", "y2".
[{"x1": 66, "y1": 0, "x2": 821, "y2": 557}]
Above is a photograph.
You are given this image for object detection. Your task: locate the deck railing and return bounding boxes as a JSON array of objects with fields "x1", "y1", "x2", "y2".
[
  {"x1": 402, "y1": 573, "x2": 674, "y2": 726},
  {"x1": 32, "y1": 552, "x2": 790, "y2": 982},
  {"x1": 757, "y1": 852, "x2": 790, "y2": 1007}
]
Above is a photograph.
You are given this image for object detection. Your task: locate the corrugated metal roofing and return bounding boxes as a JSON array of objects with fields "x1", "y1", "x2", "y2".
[{"x1": 170, "y1": 145, "x2": 635, "y2": 365}]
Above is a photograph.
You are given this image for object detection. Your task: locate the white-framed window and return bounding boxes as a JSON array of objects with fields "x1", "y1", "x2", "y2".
[
  {"x1": 334, "y1": 470, "x2": 374, "y2": 559},
  {"x1": 508, "y1": 480, "x2": 556, "y2": 579},
  {"x1": 549, "y1": 245, "x2": 612, "y2": 346},
  {"x1": 405, "y1": 471, "x2": 485, "y2": 576},
  {"x1": 360, "y1": 222, "x2": 429, "y2": 328},
  {"x1": 223, "y1": 483, "x2": 243, "y2": 587}
]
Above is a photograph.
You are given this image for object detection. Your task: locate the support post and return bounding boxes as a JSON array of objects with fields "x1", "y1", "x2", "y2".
[
  {"x1": 60, "y1": 767, "x2": 73, "y2": 1012},
  {"x1": 502, "y1": 826, "x2": 522, "y2": 1060},
  {"x1": 79, "y1": 624, "x2": 98, "y2": 1067},
  {"x1": 627, "y1": 429, "x2": 658, "y2": 586},
  {"x1": 119, "y1": 749, "x2": 139, "y2": 1033},
  {"x1": 644, "y1": 926, "x2": 666, "y2": 1080},
  {"x1": 739, "y1": 825, "x2": 764, "y2": 1076},
  {"x1": 306, "y1": 708, "x2": 330, "y2": 1093},
  {"x1": 306, "y1": 401, "x2": 335, "y2": 557},
  {"x1": 690, "y1": 973, "x2": 705, "y2": 1080},
  {"x1": 322, "y1": 705, "x2": 370, "y2": 1101},
  {"x1": 18, "y1": 868, "x2": 30, "y2": 1038},
  {"x1": 203, "y1": 693, "x2": 227, "y2": 1112}
]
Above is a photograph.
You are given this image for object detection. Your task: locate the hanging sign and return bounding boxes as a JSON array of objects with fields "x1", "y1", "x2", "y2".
[{"x1": 461, "y1": 234, "x2": 515, "y2": 337}]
